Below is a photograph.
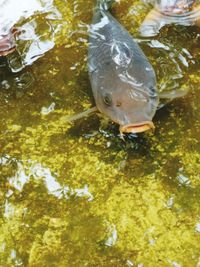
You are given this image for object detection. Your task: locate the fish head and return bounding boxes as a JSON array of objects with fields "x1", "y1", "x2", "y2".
[{"x1": 94, "y1": 70, "x2": 159, "y2": 134}]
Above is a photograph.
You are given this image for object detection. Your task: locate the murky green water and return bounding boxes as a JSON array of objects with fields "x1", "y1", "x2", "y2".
[{"x1": 0, "y1": 0, "x2": 200, "y2": 266}]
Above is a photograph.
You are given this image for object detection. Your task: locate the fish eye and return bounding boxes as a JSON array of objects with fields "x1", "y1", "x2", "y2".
[{"x1": 103, "y1": 95, "x2": 112, "y2": 106}]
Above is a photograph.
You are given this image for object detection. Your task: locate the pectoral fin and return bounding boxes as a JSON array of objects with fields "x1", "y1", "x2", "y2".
[
  {"x1": 159, "y1": 87, "x2": 189, "y2": 100},
  {"x1": 157, "y1": 87, "x2": 189, "y2": 109},
  {"x1": 60, "y1": 106, "x2": 98, "y2": 123}
]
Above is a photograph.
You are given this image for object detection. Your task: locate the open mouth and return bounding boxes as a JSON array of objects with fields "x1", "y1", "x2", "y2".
[{"x1": 120, "y1": 121, "x2": 155, "y2": 134}]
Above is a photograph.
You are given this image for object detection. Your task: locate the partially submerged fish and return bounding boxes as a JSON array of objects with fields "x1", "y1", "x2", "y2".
[
  {"x1": 0, "y1": 28, "x2": 19, "y2": 57},
  {"x1": 0, "y1": 0, "x2": 59, "y2": 63},
  {"x1": 88, "y1": 0, "x2": 159, "y2": 135},
  {"x1": 140, "y1": 0, "x2": 200, "y2": 36},
  {"x1": 0, "y1": 0, "x2": 43, "y2": 56}
]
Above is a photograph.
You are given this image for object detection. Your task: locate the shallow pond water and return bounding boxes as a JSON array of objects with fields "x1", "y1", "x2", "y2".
[{"x1": 0, "y1": 0, "x2": 200, "y2": 266}]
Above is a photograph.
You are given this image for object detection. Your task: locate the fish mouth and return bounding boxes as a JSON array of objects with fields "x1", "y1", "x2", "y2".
[
  {"x1": 0, "y1": 27, "x2": 19, "y2": 57},
  {"x1": 0, "y1": 47, "x2": 16, "y2": 57},
  {"x1": 120, "y1": 121, "x2": 155, "y2": 134}
]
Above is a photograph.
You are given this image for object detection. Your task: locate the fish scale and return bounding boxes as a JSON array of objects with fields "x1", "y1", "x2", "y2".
[{"x1": 89, "y1": 9, "x2": 155, "y2": 85}]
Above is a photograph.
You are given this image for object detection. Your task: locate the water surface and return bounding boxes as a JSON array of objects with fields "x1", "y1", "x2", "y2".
[{"x1": 0, "y1": 0, "x2": 200, "y2": 266}]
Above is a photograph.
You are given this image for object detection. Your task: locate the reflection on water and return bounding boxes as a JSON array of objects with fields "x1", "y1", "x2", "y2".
[
  {"x1": 140, "y1": 0, "x2": 200, "y2": 36},
  {"x1": 4, "y1": 0, "x2": 61, "y2": 71},
  {"x1": 6, "y1": 158, "x2": 94, "y2": 201},
  {"x1": 0, "y1": 0, "x2": 200, "y2": 266}
]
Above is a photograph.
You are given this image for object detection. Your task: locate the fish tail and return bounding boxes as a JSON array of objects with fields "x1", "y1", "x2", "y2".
[{"x1": 97, "y1": 0, "x2": 115, "y2": 11}]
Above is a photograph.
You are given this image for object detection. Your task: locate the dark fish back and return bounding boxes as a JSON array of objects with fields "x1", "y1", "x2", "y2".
[{"x1": 88, "y1": 8, "x2": 156, "y2": 87}]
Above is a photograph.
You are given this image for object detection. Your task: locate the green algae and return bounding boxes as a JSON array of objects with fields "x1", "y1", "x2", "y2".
[{"x1": 0, "y1": 0, "x2": 200, "y2": 266}]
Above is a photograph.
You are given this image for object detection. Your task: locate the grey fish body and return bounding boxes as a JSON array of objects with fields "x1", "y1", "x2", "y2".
[
  {"x1": 88, "y1": 1, "x2": 159, "y2": 132},
  {"x1": 140, "y1": 0, "x2": 200, "y2": 36}
]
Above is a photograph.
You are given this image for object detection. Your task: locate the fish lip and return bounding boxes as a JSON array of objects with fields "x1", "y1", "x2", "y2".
[
  {"x1": 0, "y1": 47, "x2": 16, "y2": 57},
  {"x1": 0, "y1": 27, "x2": 19, "y2": 57},
  {"x1": 120, "y1": 121, "x2": 155, "y2": 134}
]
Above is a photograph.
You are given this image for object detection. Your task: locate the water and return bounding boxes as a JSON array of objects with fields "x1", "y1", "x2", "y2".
[{"x1": 0, "y1": 0, "x2": 200, "y2": 266}]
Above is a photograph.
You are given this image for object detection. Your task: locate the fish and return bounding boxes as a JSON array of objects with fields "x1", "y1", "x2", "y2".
[
  {"x1": 0, "y1": 0, "x2": 59, "y2": 63},
  {"x1": 0, "y1": 28, "x2": 19, "y2": 57},
  {"x1": 140, "y1": 0, "x2": 200, "y2": 36},
  {"x1": 88, "y1": 0, "x2": 159, "y2": 135},
  {"x1": 0, "y1": 0, "x2": 43, "y2": 57}
]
